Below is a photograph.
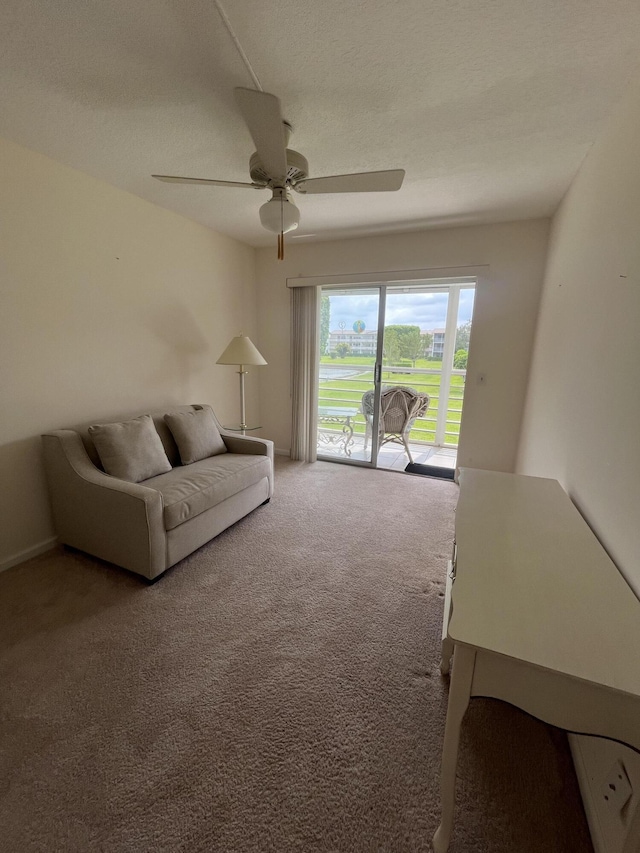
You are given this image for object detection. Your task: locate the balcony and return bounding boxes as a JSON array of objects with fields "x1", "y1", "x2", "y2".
[
  {"x1": 318, "y1": 432, "x2": 457, "y2": 472},
  {"x1": 316, "y1": 364, "x2": 464, "y2": 472}
]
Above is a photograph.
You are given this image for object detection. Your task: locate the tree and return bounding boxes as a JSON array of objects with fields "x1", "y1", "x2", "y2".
[
  {"x1": 382, "y1": 328, "x2": 402, "y2": 365},
  {"x1": 453, "y1": 349, "x2": 468, "y2": 369},
  {"x1": 320, "y1": 296, "x2": 331, "y2": 356},
  {"x1": 420, "y1": 332, "x2": 433, "y2": 361},
  {"x1": 384, "y1": 325, "x2": 425, "y2": 365},
  {"x1": 400, "y1": 327, "x2": 424, "y2": 366},
  {"x1": 335, "y1": 342, "x2": 351, "y2": 359},
  {"x1": 455, "y1": 321, "x2": 472, "y2": 352}
]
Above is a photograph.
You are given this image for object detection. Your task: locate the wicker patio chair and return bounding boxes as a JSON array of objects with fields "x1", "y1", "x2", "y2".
[{"x1": 362, "y1": 385, "x2": 430, "y2": 463}]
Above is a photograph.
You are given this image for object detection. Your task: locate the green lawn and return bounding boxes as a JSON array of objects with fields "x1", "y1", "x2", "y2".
[{"x1": 318, "y1": 362, "x2": 465, "y2": 445}]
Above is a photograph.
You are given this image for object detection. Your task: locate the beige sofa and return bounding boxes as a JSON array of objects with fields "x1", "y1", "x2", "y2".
[{"x1": 42, "y1": 404, "x2": 274, "y2": 581}]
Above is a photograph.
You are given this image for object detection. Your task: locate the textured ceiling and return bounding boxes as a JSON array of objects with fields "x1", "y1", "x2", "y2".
[{"x1": 2, "y1": 0, "x2": 640, "y2": 246}]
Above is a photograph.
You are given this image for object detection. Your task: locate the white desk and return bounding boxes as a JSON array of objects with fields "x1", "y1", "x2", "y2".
[{"x1": 434, "y1": 468, "x2": 640, "y2": 852}]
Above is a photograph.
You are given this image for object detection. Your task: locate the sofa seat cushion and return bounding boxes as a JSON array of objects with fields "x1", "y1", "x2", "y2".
[{"x1": 144, "y1": 453, "x2": 270, "y2": 531}]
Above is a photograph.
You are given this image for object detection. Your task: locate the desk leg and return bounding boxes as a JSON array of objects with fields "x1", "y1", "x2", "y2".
[
  {"x1": 433, "y1": 645, "x2": 476, "y2": 853},
  {"x1": 440, "y1": 637, "x2": 455, "y2": 675},
  {"x1": 440, "y1": 562, "x2": 455, "y2": 675}
]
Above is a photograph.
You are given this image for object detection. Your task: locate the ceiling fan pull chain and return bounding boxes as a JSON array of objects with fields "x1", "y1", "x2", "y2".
[{"x1": 278, "y1": 191, "x2": 285, "y2": 260}]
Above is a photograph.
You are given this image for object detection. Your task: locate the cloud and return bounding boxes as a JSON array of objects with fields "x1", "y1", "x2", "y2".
[{"x1": 327, "y1": 288, "x2": 475, "y2": 332}]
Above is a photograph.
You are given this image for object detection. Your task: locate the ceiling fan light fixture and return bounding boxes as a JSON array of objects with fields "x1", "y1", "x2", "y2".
[{"x1": 259, "y1": 192, "x2": 300, "y2": 234}]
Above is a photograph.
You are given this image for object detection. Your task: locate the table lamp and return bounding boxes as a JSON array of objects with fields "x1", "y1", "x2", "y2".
[{"x1": 216, "y1": 334, "x2": 267, "y2": 432}]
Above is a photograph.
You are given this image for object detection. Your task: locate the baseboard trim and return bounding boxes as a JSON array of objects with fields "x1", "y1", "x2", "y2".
[
  {"x1": 0, "y1": 537, "x2": 58, "y2": 573},
  {"x1": 274, "y1": 448, "x2": 290, "y2": 457},
  {"x1": 569, "y1": 734, "x2": 606, "y2": 853}
]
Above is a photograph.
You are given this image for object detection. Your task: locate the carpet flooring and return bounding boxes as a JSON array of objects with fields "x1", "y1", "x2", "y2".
[{"x1": 0, "y1": 458, "x2": 592, "y2": 852}]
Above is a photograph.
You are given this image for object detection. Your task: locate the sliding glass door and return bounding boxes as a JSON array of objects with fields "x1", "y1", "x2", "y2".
[
  {"x1": 316, "y1": 279, "x2": 475, "y2": 471},
  {"x1": 317, "y1": 288, "x2": 382, "y2": 465}
]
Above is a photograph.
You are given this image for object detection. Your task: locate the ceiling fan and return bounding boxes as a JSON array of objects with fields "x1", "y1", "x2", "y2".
[{"x1": 152, "y1": 88, "x2": 405, "y2": 259}]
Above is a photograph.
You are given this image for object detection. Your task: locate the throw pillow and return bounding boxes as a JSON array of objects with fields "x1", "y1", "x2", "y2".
[
  {"x1": 164, "y1": 407, "x2": 227, "y2": 465},
  {"x1": 88, "y1": 414, "x2": 172, "y2": 483}
]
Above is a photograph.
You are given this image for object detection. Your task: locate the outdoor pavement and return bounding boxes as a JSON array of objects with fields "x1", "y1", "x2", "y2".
[{"x1": 317, "y1": 436, "x2": 457, "y2": 472}]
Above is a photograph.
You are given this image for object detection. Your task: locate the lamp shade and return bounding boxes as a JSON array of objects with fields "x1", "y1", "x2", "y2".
[
  {"x1": 259, "y1": 195, "x2": 300, "y2": 234},
  {"x1": 216, "y1": 334, "x2": 267, "y2": 366}
]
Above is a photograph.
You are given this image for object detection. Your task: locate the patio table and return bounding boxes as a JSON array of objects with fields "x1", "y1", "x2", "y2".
[{"x1": 317, "y1": 406, "x2": 359, "y2": 456}]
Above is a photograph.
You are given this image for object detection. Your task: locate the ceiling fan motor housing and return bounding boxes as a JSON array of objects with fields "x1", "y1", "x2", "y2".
[{"x1": 249, "y1": 149, "x2": 309, "y2": 187}]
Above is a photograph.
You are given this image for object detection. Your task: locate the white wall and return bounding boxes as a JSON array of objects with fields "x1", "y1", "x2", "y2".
[
  {"x1": 516, "y1": 78, "x2": 640, "y2": 853},
  {"x1": 255, "y1": 220, "x2": 549, "y2": 470},
  {"x1": 0, "y1": 137, "x2": 257, "y2": 570},
  {"x1": 517, "y1": 78, "x2": 640, "y2": 598}
]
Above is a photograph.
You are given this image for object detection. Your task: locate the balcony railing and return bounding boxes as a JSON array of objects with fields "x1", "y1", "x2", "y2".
[{"x1": 317, "y1": 364, "x2": 465, "y2": 448}]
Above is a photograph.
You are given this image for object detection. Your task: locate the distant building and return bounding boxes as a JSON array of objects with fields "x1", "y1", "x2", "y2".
[
  {"x1": 328, "y1": 328, "x2": 377, "y2": 355},
  {"x1": 428, "y1": 329, "x2": 446, "y2": 359},
  {"x1": 328, "y1": 326, "x2": 446, "y2": 359}
]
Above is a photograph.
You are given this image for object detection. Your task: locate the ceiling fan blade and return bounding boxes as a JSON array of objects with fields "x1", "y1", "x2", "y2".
[
  {"x1": 235, "y1": 87, "x2": 288, "y2": 182},
  {"x1": 152, "y1": 174, "x2": 265, "y2": 189},
  {"x1": 293, "y1": 169, "x2": 405, "y2": 194}
]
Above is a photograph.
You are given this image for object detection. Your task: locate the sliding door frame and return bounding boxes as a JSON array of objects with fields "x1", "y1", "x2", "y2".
[
  {"x1": 370, "y1": 287, "x2": 387, "y2": 469},
  {"x1": 289, "y1": 266, "x2": 487, "y2": 467},
  {"x1": 318, "y1": 284, "x2": 385, "y2": 469}
]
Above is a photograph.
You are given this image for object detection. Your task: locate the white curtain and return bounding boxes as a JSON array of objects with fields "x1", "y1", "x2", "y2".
[{"x1": 290, "y1": 286, "x2": 319, "y2": 461}]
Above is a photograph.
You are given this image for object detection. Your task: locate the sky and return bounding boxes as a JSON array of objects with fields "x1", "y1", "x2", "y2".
[{"x1": 327, "y1": 287, "x2": 475, "y2": 333}]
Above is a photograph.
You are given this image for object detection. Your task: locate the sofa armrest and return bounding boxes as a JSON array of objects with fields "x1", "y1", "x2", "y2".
[
  {"x1": 220, "y1": 433, "x2": 274, "y2": 499},
  {"x1": 42, "y1": 430, "x2": 167, "y2": 579},
  {"x1": 221, "y1": 433, "x2": 274, "y2": 459}
]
